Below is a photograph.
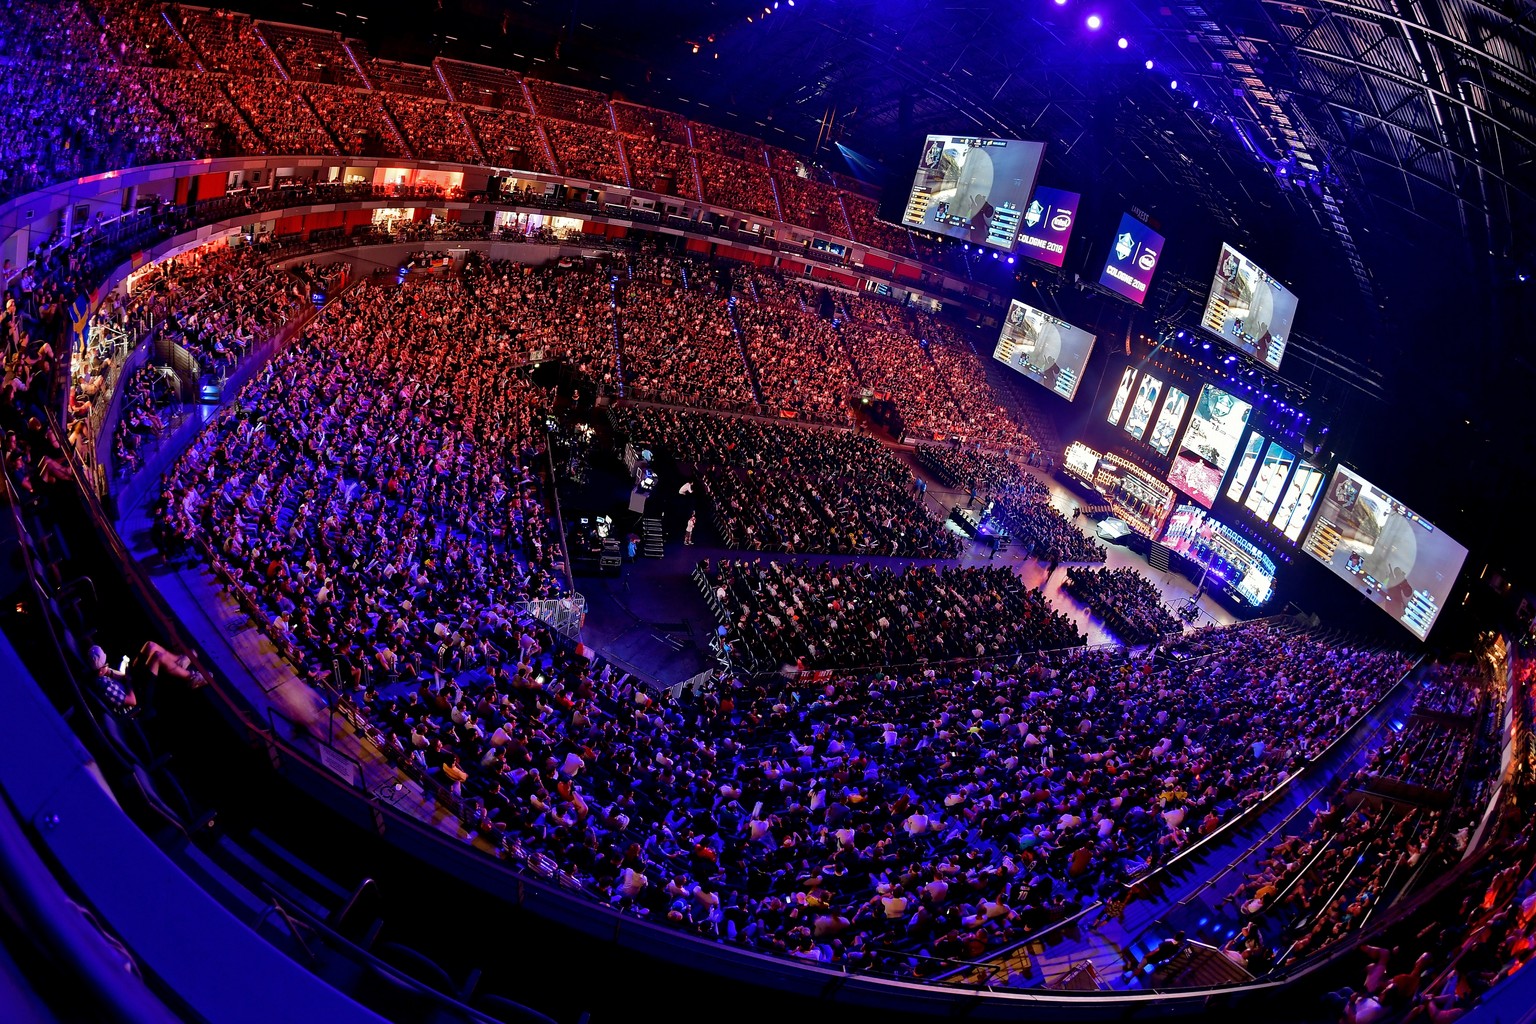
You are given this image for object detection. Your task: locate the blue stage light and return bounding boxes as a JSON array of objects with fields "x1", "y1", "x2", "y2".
[
  {"x1": 1118, "y1": 37, "x2": 1129, "y2": 48},
  {"x1": 1145, "y1": 59, "x2": 1154, "y2": 69},
  {"x1": 1170, "y1": 79, "x2": 1179, "y2": 89},
  {"x1": 1086, "y1": 14, "x2": 1102, "y2": 29}
]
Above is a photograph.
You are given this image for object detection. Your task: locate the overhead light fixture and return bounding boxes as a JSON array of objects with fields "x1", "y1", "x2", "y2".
[
  {"x1": 1170, "y1": 79, "x2": 1179, "y2": 89},
  {"x1": 1118, "y1": 37, "x2": 1129, "y2": 48},
  {"x1": 1086, "y1": 14, "x2": 1102, "y2": 29},
  {"x1": 1144, "y1": 59, "x2": 1154, "y2": 70}
]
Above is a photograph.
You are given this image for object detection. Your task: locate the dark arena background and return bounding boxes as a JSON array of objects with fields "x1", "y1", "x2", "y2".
[{"x1": 3, "y1": 1, "x2": 1536, "y2": 1022}]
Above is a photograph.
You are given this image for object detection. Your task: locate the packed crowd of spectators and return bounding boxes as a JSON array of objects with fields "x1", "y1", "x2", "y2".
[
  {"x1": 620, "y1": 136, "x2": 698, "y2": 197},
  {"x1": 385, "y1": 94, "x2": 478, "y2": 162},
  {"x1": 303, "y1": 83, "x2": 406, "y2": 158},
  {"x1": 841, "y1": 192, "x2": 916, "y2": 255},
  {"x1": 110, "y1": 361, "x2": 177, "y2": 477},
  {"x1": 773, "y1": 170, "x2": 850, "y2": 235},
  {"x1": 544, "y1": 121, "x2": 628, "y2": 185},
  {"x1": 315, "y1": 616, "x2": 1412, "y2": 975},
  {"x1": 1062, "y1": 567, "x2": 1181, "y2": 645},
  {"x1": 464, "y1": 107, "x2": 552, "y2": 172},
  {"x1": 703, "y1": 559, "x2": 1083, "y2": 670},
  {"x1": 122, "y1": 241, "x2": 308, "y2": 374},
  {"x1": 615, "y1": 253, "x2": 755, "y2": 408},
  {"x1": 1331, "y1": 811, "x2": 1536, "y2": 1024},
  {"x1": 1412, "y1": 663, "x2": 1485, "y2": 719},
  {"x1": 1232, "y1": 798, "x2": 1437, "y2": 973},
  {"x1": 0, "y1": 57, "x2": 194, "y2": 198},
  {"x1": 628, "y1": 408, "x2": 957, "y2": 557},
  {"x1": 222, "y1": 77, "x2": 337, "y2": 155},
  {"x1": 990, "y1": 470, "x2": 1104, "y2": 565},
  {"x1": 460, "y1": 255, "x2": 618, "y2": 383},
  {"x1": 137, "y1": 67, "x2": 263, "y2": 157},
  {"x1": 690, "y1": 123, "x2": 767, "y2": 163},
  {"x1": 0, "y1": 0, "x2": 964, "y2": 285},
  {"x1": 526, "y1": 80, "x2": 613, "y2": 126},
  {"x1": 158, "y1": 275, "x2": 565, "y2": 687},
  {"x1": 734, "y1": 272, "x2": 856, "y2": 424},
  {"x1": 262, "y1": 25, "x2": 361, "y2": 87},
  {"x1": 836, "y1": 295, "x2": 1034, "y2": 449},
  {"x1": 1353, "y1": 718, "x2": 1472, "y2": 796},
  {"x1": 697, "y1": 153, "x2": 779, "y2": 219},
  {"x1": 915, "y1": 444, "x2": 1023, "y2": 493},
  {"x1": 173, "y1": 7, "x2": 274, "y2": 77}
]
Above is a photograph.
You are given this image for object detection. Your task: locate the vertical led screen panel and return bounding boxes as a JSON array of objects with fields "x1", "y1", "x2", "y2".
[
  {"x1": 1107, "y1": 368, "x2": 1137, "y2": 426},
  {"x1": 1301, "y1": 466, "x2": 1469, "y2": 641},
  {"x1": 1098, "y1": 212, "x2": 1165, "y2": 304},
  {"x1": 901, "y1": 135, "x2": 1046, "y2": 251},
  {"x1": 992, "y1": 299, "x2": 1097, "y2": 400},
  {"x1": 1015, "y1": 186, "x2": 1079, "y2": 267},
  {"x1": 1226, "y1": 433, "x2": 1266, "y2": 501},
  {"x1": 1272, "y1": 459, "x2": 1325, "y2": 542},
  {"x1": 1243, "y1": 442, "x2": 1296, "y2": 521},
  {"x1": 1148, "y1": 386, "x2": 1188, "y2": 456},
  {"x1": 1200, "y1": 243, "x2": 1298, "y2": 370},
  {"x1": 1124, "y1": 374, "x2": 1163, "y2": 441}
]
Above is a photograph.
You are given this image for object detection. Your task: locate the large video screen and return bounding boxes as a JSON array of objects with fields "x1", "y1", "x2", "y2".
[
  {"x1": 1124, "y1": 373, "x2": 1163, "y2": 441},
  {"x1": 1301, "y1": 466, "x2": 1469, "y2": 641},
  {"x1": 1098, "y1": 212, "x2": 1165, "y2": 304},
  {"x1": 1272, "y1": 460, "x2": 1325, "y2": 543},
  {"x1": 1015, "y1": 186, "x2": 1079, "y2": 267},
  {"x1": 1180, "y1": 384, "x2": 1252, "y2": 472},
  {"x1": 1148, "y1": 386, "x2": 1189, "y2": 456},
  {"x1": 1225, "y1": 433, "x2": 1266, "y2": 502},
  {"x1": 1167, "y1": 384, "x2": 1253, "y2": 509},
  {"x1": 1243, "y1": 441, "x2": 1296, "y2": 521},
  {"x1": 992, "y1": 299, "x2": 1096, "y2": 401},
  {"x1": 1168, "y1": 450, "x2": 1222, "y2": 508},
  {"x1": 1200, "y1": 243, "x2": 1298, "y2": 370},
  {"x1": 1106, "y1": 367, "x2": 1137, "y2": 426},
  {"x1": 900, "y1": 135, "x2": 1046, "y2": 251}
]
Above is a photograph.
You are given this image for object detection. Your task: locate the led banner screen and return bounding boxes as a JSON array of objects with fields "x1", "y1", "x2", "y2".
[
  {"x1": 993, "y1": 299, "x2": 1096, "y2": 401},
  {"x1": 1200, "y1": 243, "x2": 1299, "y2": 370},
  {"x1": 1163, "y1": 504, "x2": 1278, "y2": 607},
  {"x1": 1015, "y1": 186, "x2": 1079, "y2": 267},
  {"x1": 1148, "y1": 386, "x2": 1188, "y2": 456},
  {"x1": 1107, "y1": 367, "x2": 1137, "y2": 426},
  {"x1": 901, "y1": 135, "x2": 1046, "y2": 251},
  {"x1": 1302, "y1": 466, "x2": 1469, "y2": 641},
  {"x1": 1124, "y1": 373, "x2": 1163, "y2": 441},
  {"x1": 1098, "y1": 212, "x2": 1164, "y2": 304}
]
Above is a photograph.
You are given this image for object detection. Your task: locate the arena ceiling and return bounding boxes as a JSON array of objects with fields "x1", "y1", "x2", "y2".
[{"x1": 242, "y1": 0, "x2": 1531, "y2": 581}]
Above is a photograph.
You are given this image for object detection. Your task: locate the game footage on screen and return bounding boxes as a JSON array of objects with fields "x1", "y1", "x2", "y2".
[
  {"x1": 991, "y1": 300, "x2": 1095, "y2": 401},
  {"x1": 902, "y1": 136, "x2": 1044, "y2": 249},
  {"x1": 1200, "y1": 244, "x2": 1298, "y2": 370},
  {"x1": 1302, "y1": 467, "x2": 1469, "y2": 640}
]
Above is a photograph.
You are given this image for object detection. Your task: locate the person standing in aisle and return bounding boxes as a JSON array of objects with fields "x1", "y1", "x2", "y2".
[{"x1": 684, "y1": 513, "x2": 697, "y2": 546}]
